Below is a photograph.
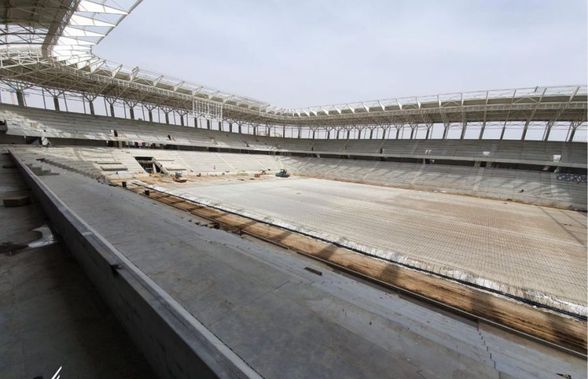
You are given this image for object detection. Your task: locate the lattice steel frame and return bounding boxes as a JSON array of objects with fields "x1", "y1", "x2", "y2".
[{"x1": 0, "y1": 1, "x2": 586, "y2": 138}]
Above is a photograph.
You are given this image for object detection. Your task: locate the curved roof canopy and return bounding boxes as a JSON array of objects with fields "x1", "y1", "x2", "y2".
[{"x1": 0, "y1": 1, "x2": 586, "y2": 127}]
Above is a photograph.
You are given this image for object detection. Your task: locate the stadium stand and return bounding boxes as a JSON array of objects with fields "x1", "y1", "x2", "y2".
[
  {"x1": 1, "y1": 104, "x2": 586, "y2": 168},
  {"x1": 1, "y1": 2, "x2": 587, "y2": 377},
  {"x1": 9, "y1": 145, "x2": 586, "y2": 210}
]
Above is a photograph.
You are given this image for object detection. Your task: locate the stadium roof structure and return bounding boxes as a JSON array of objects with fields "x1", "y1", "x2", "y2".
[{"x1": 0, "y1": 1, "x2": 586, "y2": 130}]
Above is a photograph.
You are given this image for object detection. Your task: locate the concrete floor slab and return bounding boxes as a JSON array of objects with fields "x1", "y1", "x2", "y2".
[
  {"x1": 0, "y1": 151, "x2": 155, "y2": 379},
  {"x1": 23, "y1": 162, "x2": 586, "y2": 379}
]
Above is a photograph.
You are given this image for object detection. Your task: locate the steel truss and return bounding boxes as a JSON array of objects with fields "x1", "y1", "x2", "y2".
[{"x1": 0, "y1": 1, "x2": 586, "y2": 139}]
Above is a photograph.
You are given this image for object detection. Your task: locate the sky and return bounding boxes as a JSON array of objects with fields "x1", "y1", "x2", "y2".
[{"x1": 95, "y1": 0, "x2": 588, "y2": 108}]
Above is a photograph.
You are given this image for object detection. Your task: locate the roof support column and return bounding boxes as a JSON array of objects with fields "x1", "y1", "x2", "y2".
[
  {"x1": 395, "y1": 126, "x2": 400, "y2": 140},
  {"x1": 442, "y1": 122, "x2": 450, "y2": 140},
  {"x1": 369, "y1": 128, "x2": 374, "y2": 139},
  {"x1": 104, "y1": 97, "x2": 118, "y2": 118},
  {"x1": 144, "y1": 104, "x2": 156, "y2": 123},
  {"x1": 46, "y1": 89, "x2": 65, "y2": 112},
  {"x1": 124, "y1": 100, "x2": 138, "y2": 120},
  {"x1": 543, "y1": 121, "x2": 554, "y2": 142},
  {"x1": 53, "y1": 96, "x2": 61, "y2": 112},
  {"x1": 521, "y1": 120, "x2": 530, "y2": 141},
  {"x1": 16, "y1": 90, "x2": 25, "y2": 107},
  {"x1": 567, "y1": 121, "x2": 581, "y2": 142},
  {"x1": 297, "y1": 127, "x2": 301, "y2": 139},
  {"x1": 206, "y1": 119, "x2": 211, "y2": 129},
  {"x1": 41, "y1": 89, "x2": 47, "y2": 109},
  {"x1": 410, "y1": 125, "x2": 416, "y2": 140},
  {"x1": 479, "y1": 121, "x2": 486, "y2": 140},
  {"x1": 346, "y1": 129, "x2": 350, "y2": 140},
  {"x1": 425, "y1": 124, "x2": 432, "y2": 140},
  {"x1": 238, "y1": 123, "x2": 242, "y2": 134},
  {"x1": 4, "y1": 81, "x2": 31, "y2": 107},
  {"x1": 499, "y1": 123, "x2": 506, "y2": 140},
  {"x1": 460, "y1": 122, "x2": 467, "y2": 140},
  {"x1": 312, "y1": 129, "x2": 316, "y2": 140}
]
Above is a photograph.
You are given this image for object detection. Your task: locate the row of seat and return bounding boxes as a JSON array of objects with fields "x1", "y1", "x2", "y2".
[
  {"x1": 10, "y1": 146, "x2": 586, "y2": 210},
  {"x1": 1, "y1": 104, "x2": 585, "y2": 166}
]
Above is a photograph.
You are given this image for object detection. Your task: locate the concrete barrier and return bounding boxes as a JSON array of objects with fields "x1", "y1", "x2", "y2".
[{"x1": 10, "y1": 151, "x2": 261, "y2": 379}]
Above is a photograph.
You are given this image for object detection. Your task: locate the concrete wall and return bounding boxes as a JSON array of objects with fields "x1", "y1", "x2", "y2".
[{"x1": 11, "y1": 152, "x2": 260, "y2": 379}]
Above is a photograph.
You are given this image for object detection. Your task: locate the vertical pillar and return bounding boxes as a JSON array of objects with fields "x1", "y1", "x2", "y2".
[
  {"x1": 567, "y1": 122, "x2": 579, "y2": 142},
  {"x1": 206, "y1": 119, "x2": 210, "y2": 129},
  {"x1": 16, "y1": 90, "x2": 25, "y2": 107},
  {"x1": 218, "y1": 121, "x2": 222, "y2": 131},
  {"x1": 282, "y1": 126, "x2": 286, "y2": 138},
  {"x1": 180, "y1": 114, "x2": 185, "y2": 126},
  {"x1": 382, "y1": 128, "x2": 387, "y2": 140},
  {"x1": 109, "y1": 102, "x2": 115, "y2": 117},
  {"x1": 410, "y1": 126, "x2": 416, "y2": 140},
  {"x1": 253, "y1": 125, "x2": 257, "y2": 136},
  {"x1": 297, "y1": 127, "x2": 301, "y2": 139},
  {"x1": 479, "y1": 122, "x2": 486, "y2": 140},
  {"x1": 312, "y1": 129, "x2": 316, "y2": 139},
  {"x1": 53, "y1": 96, "x2": 60, "y2": 111},
  {"x1": 543, "y1": 121, "x2": 554, "y2": 142},
  {"x1": 238, "y1": 124, "x2": 242, "y2": 134},
  {"x1": 194, "y1": 117, "x2": 198, "y2": 128},
  {"x1": 442, "y1": 123, "x2": 450, "y2": 139},
  {"x1": 346, "y1": 129, "x2": 351, "y2": 139},
  {"x1": 460, "y1": 122, "x2": 467, "y2": 140},
  {"x1": 425, "y1": 126, "x2": 431, "y2": 140},
  {"x1": 499, "y1": 124, "x2": 506, "y2": 140},
  {"x1": 129, "y1": 106, "x2": 135, "y2": 120},
  {"x1": 369, "y1": 128, "x2": 374, "y2": 139},
  {"x1": 88, "y1": 100, "x2": 95, "y2": 115},
  {"x1": 521, "y1": 121, "x2": 530, "y2": 141},
  {"x1": 336, "y1": 129, "x2": 340, "y2": 139},
  {"x1": 148, "y1": 109, "x2": 154, "y2": 122},
  {"x1": 41, "y1": 89, "x2": 47, "y2": 109},
  {"x1": 395, "y1": 127, "x2": 400, "y2": 140},
  {"x1": 63, "y1": 93, "x2": 69, "y2": 112},
  {"x1": 164, "y1": 112, "x2": 170, "y2": 124}
]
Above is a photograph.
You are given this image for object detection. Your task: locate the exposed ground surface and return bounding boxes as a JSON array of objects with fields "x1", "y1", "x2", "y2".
[
  {"x1": 14, "y1": 159, "x2": 587, "y2": 379},
  {"x1": 0, "y1": 151, "x2": 155, "y2": 379},
  {"x1": 162, "y1": 175, "x2": 588, "y2": 315}
]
